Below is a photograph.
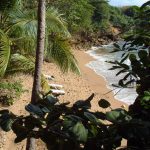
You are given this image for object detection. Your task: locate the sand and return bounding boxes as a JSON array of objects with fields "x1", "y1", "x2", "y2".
[{"x1": 0, "y1": 49, "x2": 128, "y2": 150}]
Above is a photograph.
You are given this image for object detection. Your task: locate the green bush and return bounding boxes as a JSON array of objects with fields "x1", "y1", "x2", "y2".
[
  {"x1": 0, "y1": 81, "x2": 26, "y2": 105},
  {"x1": 48, "y1": 0, "x2": 94, "y2": 33},
  {"x1": 0, "y1": 0, "x2": 17, "y2": 11}
]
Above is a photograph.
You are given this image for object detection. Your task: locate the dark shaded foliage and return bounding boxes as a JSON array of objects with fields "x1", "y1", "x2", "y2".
[{"x1": 0, "y1": 91, "x2": 149, "y2": 149}]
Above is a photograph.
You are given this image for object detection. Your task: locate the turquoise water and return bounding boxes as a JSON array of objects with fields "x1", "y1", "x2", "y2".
[{"x1": 86, "y1": 43, "x2": 137, "y2": 105}]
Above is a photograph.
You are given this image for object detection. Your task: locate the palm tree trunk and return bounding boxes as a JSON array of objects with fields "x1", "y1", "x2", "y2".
[
  {"x1": 26, "y1": 0, "x2": 46, "y2": 150},
  {"x1": 31, "y1": 0, "x2": 46, "y2": 104}
]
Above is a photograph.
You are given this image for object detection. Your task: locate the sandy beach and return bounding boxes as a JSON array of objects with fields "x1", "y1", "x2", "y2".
[{"x1": 0, "y1": 49, "x2": 127, "y2": 150}]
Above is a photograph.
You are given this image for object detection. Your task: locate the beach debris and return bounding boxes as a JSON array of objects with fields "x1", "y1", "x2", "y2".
[
  {"x1": 51, "y1": 89, "x2": 65, "y2": 96},
  {"x1": 48, "y1": 84, "x2": 63, "y2": 89},
  {"x1": 43, "y1": 74, "x2": 55, "y2": 80},
  {"x1": 121, "y1": 105, "x2": 126, "y2": 109}
]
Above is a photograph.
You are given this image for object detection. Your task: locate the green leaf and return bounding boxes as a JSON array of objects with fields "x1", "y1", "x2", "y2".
[
  {"x1": 94, "y1": 112, "x2": 106, "y2": 120},
  {"x1": 84, "y1": 112, "x2": 100, "y2": 125},
  {"x1": 120, "y1": 54, "x2": 129, "y2": 64},
  {"x1": 0, "y1": 118, "x2": 14, "y2": 132},
  {"x1": 88, "y1": 125, "x2": 98, "y2": 137},
  {"x1": 6, "y1": 54, "x2": 35, "y2": 74},
  {"x1": 141, "y1": 1, "x2": 150, "y2": 9},
  {"x1": 142, "y1": 96, "x2": 150, "y2": 101},
  {"x1": 12, "y1": 119, "x2": 29, "y2": 143},
  {"x1": 117, "y1": 63, "x2": 129, "y2": 69},
  {"x1": 116, "y1": 69, "x2": 126, "y2": 76},
  {"x1": 63, "y1": 118, "x2": 76, "y2": 130},
  {"x1": 0, "y1": 29, "x2": 11, "y2": 77},
  {"x1": 25, "y1": 104, "x2": 44, "y2": 117},
  {"x1": 46, "y1": 35, "x2": 80, "y2": 74},
  {"x1": 123, "y1": 73, "x2": 131, "y2": 80},
  {"x1": 98, "y1": 99, "x2": 111, "y2": 108},
  {"x1": 65, "y1": 115, "x2": 83, "y2": 122},
  {"x1": 125, "y1": 79, "x2": 135, "y2": 86},
  {"x1": 71, "y1": 122, "x2": 88, "y2": 142},
  {"x1": 106, "y1": 109, "x2": 129, "y2": 123},
  {"x1": 106, "y1": 108, "x2": 131, "y2": 123},
  {"x1": 144, "y1": 91, "x2": 150, "y2": 96},
  {"x1": 109, "y1": 66, "x2": 122, "y2": 70},
  {"x1": 138, "y1": 50, "x2": 148, "y2": 59},
  {"x1": 129, "y1": 54, "x2": 137, "y2": 61},
  {"x1": 45, "y1": 95, "x2": 58, "y2": 106},
  {"x1": 0, "y1": 110, "x2": 16, "y2": 132},
  {"x1": 113, "y1": 43, "x2": 121, "y2": 50}
]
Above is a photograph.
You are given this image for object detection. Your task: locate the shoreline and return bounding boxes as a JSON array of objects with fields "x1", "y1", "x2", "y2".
[{"x1": 74, "y1": 49, "x2": 128, "y2": 109}]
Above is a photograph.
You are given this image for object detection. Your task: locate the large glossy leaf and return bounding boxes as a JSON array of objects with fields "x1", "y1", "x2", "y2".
[
  {"x1": 25, "y1": 104, "x2": 44, "y2": 117},
  {"x1": 12, "y1": 119, "x2": 29, "y2": 143},
  {"x1": 44, "y1": 95, "x2": 58, "y2": 106},
  {"x1": 88, "y1": 125, "x2": 98, "y2": 137},
  {"x1": 106, "y1": 109, "x2": 129, "y2": 123},
  {"x1": 0, "y1": 29, "x2": 11, "y2": 77},
  {"x1": 71, "y1": 122, "x2": 88, "y2": 142},
  {"x1": 0, "y1": 110, "x2": 15, "y2": 132},
  {"x1": 84, "y1": 112, "x2": 100, "y2": 125},
  {"x1": 94, "y1": 111, "x2": 106, "y2": 120},
  {"x1": 63, "y1": 118, "x2": 76, "y2": 130},
  {"x1": 0, "y1": 118, "x2": 14, "y2": 132},
  {"x1": 65, "y1": 115, "x2": 83, "y2": 122}
]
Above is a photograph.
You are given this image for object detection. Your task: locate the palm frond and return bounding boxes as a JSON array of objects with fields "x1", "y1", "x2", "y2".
[
  {"x1": 46, "y1": 36, "x2": 80, "y2": 74},
  {"x1": 6, "y1": 53, "x2": 35, "y2": 74},
  {"x1": 46, "y1": 7, "x2": 71, "y2": 38},
  {"x1": 6, "y1": 9, "x2": 37, "y2": 39},
  {"x1": 11, "y1": 36, "x2": 36, "y2": 55},
  {"x1": 5, "y1": 9, "x2": 37, "y2": 54},
  {"x1": 0, "y1": 29, "x2": 11, "y2": 77}
]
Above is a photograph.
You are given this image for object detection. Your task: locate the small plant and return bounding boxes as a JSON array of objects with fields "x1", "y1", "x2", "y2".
[{"x1": 0, "y1": 81, "x2": 26, "y2": 105}]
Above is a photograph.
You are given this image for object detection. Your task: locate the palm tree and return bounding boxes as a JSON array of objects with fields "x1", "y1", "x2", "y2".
[{"x1": 0, "y1": 0, "x2": 80, "y2": 78}]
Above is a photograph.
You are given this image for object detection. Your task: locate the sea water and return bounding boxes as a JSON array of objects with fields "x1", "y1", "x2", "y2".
[{"x1": 86, "y1": 42, "x2": 137, "y2": 105}]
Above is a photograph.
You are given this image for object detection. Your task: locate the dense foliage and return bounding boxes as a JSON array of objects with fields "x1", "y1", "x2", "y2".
[
  {"x1": 0, "y1": 92, "x2": 149, "y2": 150},
  {"x1": 107, "y1": 1, "x2": 150, "y2": 148},
  {"x1": 0, "y1": 0, "x2": 17, "y2": 11},
  {"x1": 47, "y1": 0, "x2": 134, "y2": 34},
  {"x1": 48, "y1": 0, "x2": 94, "y2": 32},
  {"x1": 109, "y1": 6, "x2": 134, "y2": 30},
  {"x1": 0, "y1": 0, "x2": 80, "y2": 78},
  {"x1": 0, "y1": 0, "x2": 150, "y2": 150}
]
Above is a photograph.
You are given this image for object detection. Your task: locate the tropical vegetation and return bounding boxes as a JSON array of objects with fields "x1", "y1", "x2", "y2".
[
  {"x1": 0, "y1": 0, "x2": 80, "y2": 78},
  {"x1": 0, "y1": 0, "x2": 150, "y2": 150}
]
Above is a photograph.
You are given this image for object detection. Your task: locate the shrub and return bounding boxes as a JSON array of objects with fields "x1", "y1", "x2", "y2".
[{"x1": 0, "y1": 81, "x2": 26, "y2": 105}]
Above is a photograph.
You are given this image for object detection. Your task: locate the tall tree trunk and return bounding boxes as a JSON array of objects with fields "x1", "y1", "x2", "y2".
[
  {"x1": 31, "y1": 0, "x2": 46, "y2": 104},
  {"x1": 26, "y1": 0, "x2": 46, "y2": 150}
]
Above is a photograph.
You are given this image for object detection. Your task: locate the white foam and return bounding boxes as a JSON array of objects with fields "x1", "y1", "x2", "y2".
[{"x1": 86, "y1": 44, "x2": 137, "y2": 105}]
